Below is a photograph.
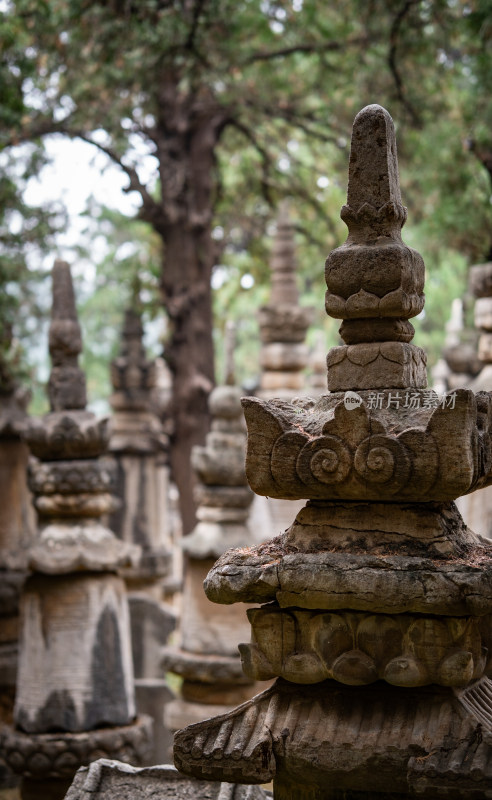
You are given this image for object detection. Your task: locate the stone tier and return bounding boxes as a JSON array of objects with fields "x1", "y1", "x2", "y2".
[
  {"x1": 25, "y1": 520, "x2": 138, "y2": 574},
  {"x1": 242, "y1": 389, "x2": 492, "y2": 502},
  {"x1": 204, "y1": 520, "x2": 492, "y2": 618},
  {"x1": 174, "y1": 677, "x2": 492, "y2": 795},
  {"x1": 25, "y1": 412, "x2": 109, "y2": 461},
  {"x1": 241, "y1": 606, "x2": 492, "y2": 687},
  {"x1": 1, "y1": 715, "x2": 153, "y2": 780},
  {"x1": 258, "y1": 305, "x2": 313, "y2": 345},
  {"x1": 326, "y1": 342, "x2": 427, "y2": 391}
]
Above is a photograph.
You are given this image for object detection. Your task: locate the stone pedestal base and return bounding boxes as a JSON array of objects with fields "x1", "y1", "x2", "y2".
[{"x1": 174, "y1": 678, "x2": 492, "y2": 796}]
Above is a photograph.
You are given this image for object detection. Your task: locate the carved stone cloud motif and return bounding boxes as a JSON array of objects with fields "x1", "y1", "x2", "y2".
[{"x1": 174, "y1": 105, "x2": 492, "y2": 798}]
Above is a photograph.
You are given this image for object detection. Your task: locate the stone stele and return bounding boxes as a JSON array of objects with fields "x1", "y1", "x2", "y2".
[{"x1": 174, "y1": 105, "x2": 492, "y2": 799}]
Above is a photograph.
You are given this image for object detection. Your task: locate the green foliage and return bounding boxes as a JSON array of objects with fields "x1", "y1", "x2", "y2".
[
  {"x1": 0, "y1": 145, "x2": 62, "y2": 395},
  {"x1": 2, "y1": 0, "x2": 492, "y2": 399}
]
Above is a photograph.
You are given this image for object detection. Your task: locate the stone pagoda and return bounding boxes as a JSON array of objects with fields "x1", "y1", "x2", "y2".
[
  {"x1": 108, "y1": 308, "x2": 176, "y2": 762},
  {"x1": 258, "y1": 202, "x2": 314, "y2": 400},
  {"x1": 162, "y1": 324, "x2": 260, "y2": 735},
  {"x1": 174, "y1": 105, "x2": 492, "y2": 797},
  {"x1": 0, "y1": 345, "x2": 35, "y2": 790},
  {"x1": 1, "y1": 261, "x2": 151, "y2": 800}
]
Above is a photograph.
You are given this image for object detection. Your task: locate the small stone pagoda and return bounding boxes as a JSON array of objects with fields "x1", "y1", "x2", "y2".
[
  {"x1": 174, "y1": 106, "x2": 492, "y2": 797},
  {"x1": 1, "y1": 261, "x2": 151, "y2": 800},
  {"x1": 258, "y1": 202, "x2": 314, "y2": 400},
  {"x1": 108, "y1": 307, "x2": 173, "y2": 583},
  {"x1": 108, "y1": 308, "x2": 176, "y2": 762},
  {"x1": 162, "y1": 324, "x2": 260, "y2": 735}
]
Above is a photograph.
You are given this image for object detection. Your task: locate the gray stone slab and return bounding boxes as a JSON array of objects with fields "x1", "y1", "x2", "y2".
[{"x1": 64, "y1": 759, "x2": 272, "y2": 799}]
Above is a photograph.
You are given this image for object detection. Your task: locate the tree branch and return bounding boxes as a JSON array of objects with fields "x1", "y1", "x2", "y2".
[
  {"x1": 243, "y1": 35, "x2": 371, "y2": 66},
  {"x1": 1, "y1": 116, "x2": 162, "y2": 224},
  {"x1": 388, "y1": 0, "x2": 422, "y2": 127},
  {"x1": 228, "y1": 118, "x2": 274, "y2": 206}
]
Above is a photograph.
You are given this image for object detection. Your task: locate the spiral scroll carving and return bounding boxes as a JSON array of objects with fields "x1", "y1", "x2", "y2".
[{"x1": 297, "y1": 436, "x2": 352, "y2": 485}]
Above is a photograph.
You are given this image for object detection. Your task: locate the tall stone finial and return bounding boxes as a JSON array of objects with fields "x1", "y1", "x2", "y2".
[
  {"x1": 325, "y1": 104, "x2": 426, "y2": 389},
  {"x1": 48, "y1": 260, "x2": 87, "y2": 411}
]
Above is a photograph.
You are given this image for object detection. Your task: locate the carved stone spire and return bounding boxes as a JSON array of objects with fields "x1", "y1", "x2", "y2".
[
  {"x1": 325, "y1": 104, "x2": 427, "y2": 389},
  {"x1": 48, "y1": 260, "x2": 87, "y2": 411},
  {"x1": 258, "y1": 203, "x2": 314, "y2": 398},
  {"x1": 110, "y1": 308, "x2": 156, "y2": 412},
  {"x1": 2, "y1": 262, "x2": 151, "y2": 800},
  {"x1": 174, "y1": 106, "x2": 492, "y2": 798}
]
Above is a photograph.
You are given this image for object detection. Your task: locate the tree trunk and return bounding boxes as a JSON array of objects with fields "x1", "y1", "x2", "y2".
[
  {"x1": 152, "y1": 84, "x2": 225, "y2": 534},
  {"x1": 161, "y1": 223, "x2": 215, "y2": 535}
]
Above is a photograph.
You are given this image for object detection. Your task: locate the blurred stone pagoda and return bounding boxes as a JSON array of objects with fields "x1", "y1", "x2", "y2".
[
  {"x1": 1, "y1": 261, "x2": 152, "y2": 800},
  {"x1": 257, "y1": 202, "x2": 314, "y2": 400},
  {"x1": 162, "y1": 322, "x2": 261, "y2": 738},
  {"x1": 175, "y1": 106, "x2": 492, "y2": 797},
  {"x1": 108, "y1": 307, "x2": 176, "y2": 762}
]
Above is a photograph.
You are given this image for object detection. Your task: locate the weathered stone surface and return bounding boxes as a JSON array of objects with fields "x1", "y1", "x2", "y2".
[
  {"x1": 241, "y1": 605, "x2": 491, "y2": 687},
  {"x1": 195, "y1": 485, "x2": 253, "y2": 509},
  {"x1": 242, "y1": 389, "x2": 492, "y2": 502},
  {"x1": 180, "y1": 680, "x2": 260, "y2": 706},
  {"x1": 14, "y1": 573, "x2": 135, "y2": 733},
  {"x1": 161, "y1": 647, "x2": 252, "y2": 685},
  {"x1": 475, "y1": 296, "x2": 492, "y2": 331},
  {"x1": 339, "y1": 317, "x2": 415, "y2": 344},
  {"x1": 470, "y1": 261, "x2": 492, "y2": 298},
  {"x1": 326, "y1": 342, "x2": 427, "y2": 390},
  {"x1": 174, "y1": 677, "x2": 492, "y2": 794},
  {"x1": 128, "y1": 595, "x2": 176, "y2": 679},
  {"x1": 443, "y1": 341, "x2": 482, "y2": 376},
  {"x1": 259, "y1": 371, "x2": 305, "y2": 392},
  {"x1": 28, "y1": 457, "x2": 116, "y2": 496},
  {"x1": 47, "y1": 261, "x2": 87, "y2": 412},
  {"x1": 33, "y1": 491, "x2": 118, "y2": 518},
  {"x1": 0, "y1": 437, "x2": 35, "y2": 569},
  {"x1": 260, "y1": 343, "x2": 309, "y2": 372},
  {"x1": 478, "y1": 332, "x2": 492, "y2": 362},
  {"x1": 325, "y1": 107, "x2": 424, "y2": 327},
  {"x1": 1, "y1": 717, "x2": 153, "y2": 779},
  {"x1": 205, "y1": 533, "x2": 492, "y2": 616},
  {"x1": 323, "y1": 105, "x2": 427, "y2": 396},
  {"x1": 258, "y1": 306, "x2": 313, "y2": 345},
  {"x1": 134, "y1": 681, "x2": 174, "y2": 765},
  {"x1": 26, "y1": 521, "x2": 138, "y2": 574},
  {"x1": 176, "y1": 104, "x2": 492, "y2": 798},
  {"x1": 110, "y1": 309, "x2": 157, "y2": 412},
  {"x1": 65, "y1": 760, "x2": 272, "y2": 800},
  {"x1": 179, "y1": 559, "x2": 253, "y2": 656},
  {"x1": 25, "y1": 412, "x2": 110, "y2": 461}
]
